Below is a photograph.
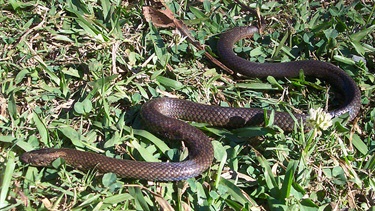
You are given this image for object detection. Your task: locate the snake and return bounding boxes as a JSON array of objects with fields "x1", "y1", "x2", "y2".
[{"x1": 21, "y1": 26, "x2": 361, "y2": 181}]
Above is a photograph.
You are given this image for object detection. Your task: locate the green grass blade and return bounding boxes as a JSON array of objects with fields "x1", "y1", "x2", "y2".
[
  {"x1": 32, "y1": 111, "x2": 49, "y2": 146},
  {"x1": 280, "y1": 160, "x2": 298, "y2": 200},
  {"x1": 0, "y1": 151, "x2": 16, "y2": 209}
]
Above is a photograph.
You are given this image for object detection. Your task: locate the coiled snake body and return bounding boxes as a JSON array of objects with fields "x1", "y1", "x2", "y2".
[{"x1": 21, "y1": 26, "x2": 361, "y2": 181}]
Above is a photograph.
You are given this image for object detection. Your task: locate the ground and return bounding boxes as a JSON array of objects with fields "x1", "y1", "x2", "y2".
[{"x1": 0, "y1": 0, "x2": 374, "y2": 210}]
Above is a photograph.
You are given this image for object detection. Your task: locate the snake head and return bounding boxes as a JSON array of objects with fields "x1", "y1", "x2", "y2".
[{"x1": 20, "y1": 149, "x2": 67, "y2": 167}]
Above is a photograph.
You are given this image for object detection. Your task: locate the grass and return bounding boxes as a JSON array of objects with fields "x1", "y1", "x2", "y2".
[{"x1": 0, "y1": 0, "x2": 374, "y2": 210}]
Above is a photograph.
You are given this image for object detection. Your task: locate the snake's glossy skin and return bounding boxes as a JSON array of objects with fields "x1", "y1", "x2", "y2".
[{"x1": 21, "y1": 26, "x2": 361, "y2": 181}]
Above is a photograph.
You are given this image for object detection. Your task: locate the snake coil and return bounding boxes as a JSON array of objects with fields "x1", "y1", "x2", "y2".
[{"x1": 21, "y1": 26, "x2": 361, "y2": 181}]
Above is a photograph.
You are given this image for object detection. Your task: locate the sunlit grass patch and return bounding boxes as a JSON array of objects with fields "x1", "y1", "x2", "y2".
[{"x1": 1, "y1": 0, "x2": 374, "y2": 210}]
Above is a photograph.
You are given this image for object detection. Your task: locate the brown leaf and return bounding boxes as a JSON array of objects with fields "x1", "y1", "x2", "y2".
[
  {"x1": 142, "y1": 6, "x2": 175, "y2": 28},
  {"x1": 155, "y1": 195, "x2": 175, "y2": 211},
  {"x1": 143, "y1": 5, "x2": 235, "y2": 75}
]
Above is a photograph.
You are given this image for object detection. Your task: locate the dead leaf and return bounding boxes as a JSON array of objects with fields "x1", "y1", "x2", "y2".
[
  {"x1": 142, "y1": 4, "x2": 236, "y2": 75},
  {"x1": 143, "y1": 6, "x2": 175, "y2": 28},
  {"x1": 155, "y1": 195, "x2": 175, "y2": 211},
  {"x1": 0, "y1": 94, "x2": 7, "y2": 122}
]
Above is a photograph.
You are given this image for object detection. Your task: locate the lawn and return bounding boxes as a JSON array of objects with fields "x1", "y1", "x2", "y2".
[{"x1": 0, "y1": 0, "x2": 374, "y2": 210}]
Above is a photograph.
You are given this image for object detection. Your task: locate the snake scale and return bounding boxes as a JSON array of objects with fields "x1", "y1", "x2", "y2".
[{"x1": 21, "y1": 26, "x2": 361, "y2": 181}]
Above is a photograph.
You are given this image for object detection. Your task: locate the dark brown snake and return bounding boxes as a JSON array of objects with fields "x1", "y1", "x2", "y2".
[{"x1": 21, "y1": 26, "x2": 361, "y2": 181}]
